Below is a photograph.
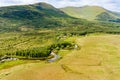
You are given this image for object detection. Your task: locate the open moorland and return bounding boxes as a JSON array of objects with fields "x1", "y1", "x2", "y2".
[{"x1": 1, "y1": 34, "x2": 120, "y2": 80}]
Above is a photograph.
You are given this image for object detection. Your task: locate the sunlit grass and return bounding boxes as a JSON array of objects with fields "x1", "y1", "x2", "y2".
[{"x1": 1, "y1": 34, "x2": 120, "y2": 80}]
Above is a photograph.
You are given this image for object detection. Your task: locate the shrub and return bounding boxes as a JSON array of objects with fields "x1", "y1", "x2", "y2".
[{"x1": 49, "y1": 41, "x2": 74, "y2": 50}]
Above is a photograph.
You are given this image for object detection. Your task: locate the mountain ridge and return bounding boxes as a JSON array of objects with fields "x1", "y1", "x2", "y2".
[
  {"x1": 0, "y1": 2, "x2": 120, "y2": 33},
  {"x1": 0, "y1": 2, "x2": 74, "y2": 31},
  {"x1": 60, "y1": 5, "x2": 120, "y2": 22}
]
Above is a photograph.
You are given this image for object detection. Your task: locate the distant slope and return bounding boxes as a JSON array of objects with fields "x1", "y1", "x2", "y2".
[
  {"x1": 60, "y1": 6, "x2": 120, "y2": 22},
  {"x1": 60, "y1": 6, "x2": 106, "y2": 20}
]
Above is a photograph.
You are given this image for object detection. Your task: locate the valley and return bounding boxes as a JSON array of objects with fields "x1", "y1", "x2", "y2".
[
  {"x1": 0, "y1": 2, "x2": 120, "y2": 80},
  {"x1": 1, "y1": 34, "x2": 120, "y2": 80}
]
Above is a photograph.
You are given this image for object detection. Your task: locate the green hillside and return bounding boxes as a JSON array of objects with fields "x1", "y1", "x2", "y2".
[
  {"x1": 0, "y1": 3, "x2": 119, "y2": 33},
  {"x1": 60, "y1": 6, "x2": 120, "y2": 22},
  {"x1": 0, "y1": 2, "x2": 75, "y2": 32}
]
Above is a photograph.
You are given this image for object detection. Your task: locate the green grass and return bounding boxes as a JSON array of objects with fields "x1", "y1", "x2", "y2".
[
  {"x1": 0, "y1": 60, "x2": 41, "y2": 70},
  {"x1": 0, "y1": 60, "x2": 26, "y2": 70},
  {"x1": 0, "y1": 32, "x2": 55, "y2": 55},
  {"x1": 60, "y1": 6, "x2": 120, "y2": 21},
  {"x1": 60, "y1": 6, "x2": 106, "y2": 20}
]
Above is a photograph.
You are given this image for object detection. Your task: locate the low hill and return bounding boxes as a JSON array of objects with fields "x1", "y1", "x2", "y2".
[{"x1": 60, "y1": 6, "x2": 120, "y2": 22}]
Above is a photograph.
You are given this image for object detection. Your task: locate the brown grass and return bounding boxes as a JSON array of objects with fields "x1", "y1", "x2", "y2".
[{"x1": 1, "y1": 34, "x2": 120, "y2": 80}]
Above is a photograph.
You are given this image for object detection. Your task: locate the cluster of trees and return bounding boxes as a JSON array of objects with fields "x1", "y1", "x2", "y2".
[
  {"x1": 50, "y1": 41, "x2": 74, "y2": 50},
  {"x1": 15, "y1": 47, "x2": 50, "y2": 59},
  {"x1": 11, "y1": 40, "x2": 75, "y2": 59}
]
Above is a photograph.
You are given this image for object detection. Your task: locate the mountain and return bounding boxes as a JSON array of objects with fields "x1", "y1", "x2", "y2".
[
  {"x1": 0, "y1": 2, "x2": 75, "y2": 31},
  {"x1": 0, "y1": 2, "x2": 67, "y2": 19},
  {"x1": 60, "y1": 6, "x2": 120, "y2": 22},
  {"x1": 0, "y1": 2, "x2": 120, "y2": 34}
]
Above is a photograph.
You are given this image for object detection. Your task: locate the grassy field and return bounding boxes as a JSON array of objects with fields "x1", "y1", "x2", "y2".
[
  {"x1": 1, "y1": 34, "x2": 120, "y2": 80},
  {"x1": 0, "y1": 31, "x2": 55, "y2": 57}
]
